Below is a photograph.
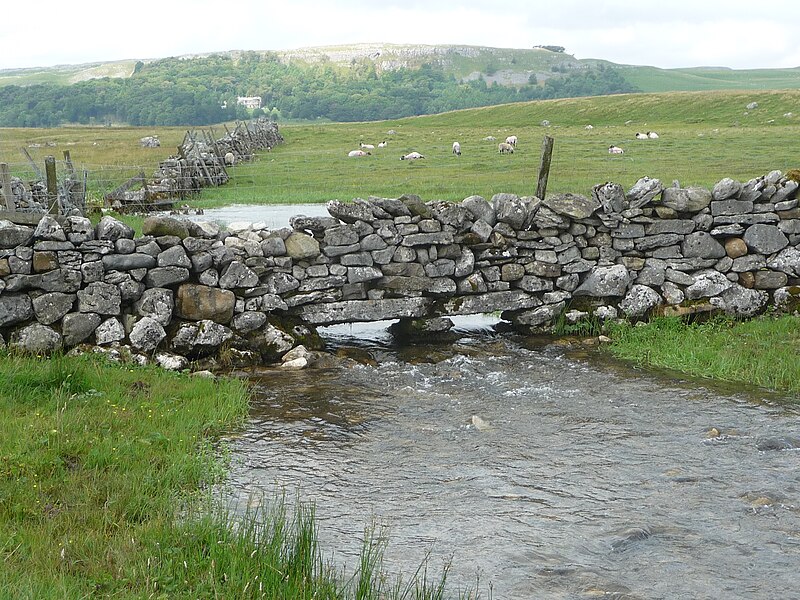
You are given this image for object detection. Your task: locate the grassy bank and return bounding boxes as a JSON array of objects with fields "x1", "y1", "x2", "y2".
[
  {"x1": 605, "y1": 315, "x2": 800, "y2": 397},
  {"x1": 0, "y1": 353, "x2": 459, "y2": 598}
]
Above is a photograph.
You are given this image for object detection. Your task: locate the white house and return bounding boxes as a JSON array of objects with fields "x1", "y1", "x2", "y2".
[{"x1": 237, "y1": 96, "x2": 262, "y2": 110}]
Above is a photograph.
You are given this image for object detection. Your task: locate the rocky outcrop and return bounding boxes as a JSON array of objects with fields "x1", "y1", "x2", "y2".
[{"x1": 2, "y1": 170, "x2": 800, "y2": 367}]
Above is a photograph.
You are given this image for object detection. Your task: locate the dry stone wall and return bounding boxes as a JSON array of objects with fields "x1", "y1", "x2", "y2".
[{"x1": 2, "y1": 169, "x2": 800, "y2": 369}]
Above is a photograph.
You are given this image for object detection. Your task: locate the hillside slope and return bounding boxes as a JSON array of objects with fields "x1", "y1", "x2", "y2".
[{"x1": 2, "y1": 43, "x2": 799, "y2": 93}]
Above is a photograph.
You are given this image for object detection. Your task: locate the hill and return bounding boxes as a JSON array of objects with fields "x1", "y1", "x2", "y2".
[{"x1": 2, "y1": 43, "x2": 800, "y2": 93}]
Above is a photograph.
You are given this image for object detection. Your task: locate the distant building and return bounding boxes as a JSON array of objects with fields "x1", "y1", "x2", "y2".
[{"x1": 237, "y1": 96, "x2": 262, "y2": 110}]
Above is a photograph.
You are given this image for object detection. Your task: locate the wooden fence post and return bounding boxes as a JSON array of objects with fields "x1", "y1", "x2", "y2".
[
  {"x1": 1, "y1": 162, "x2": 14, "y2": 211},
  {"x1": 45, "y1": 155, "x2": 59, "y2": 215},
  {"x1": 536, "y1": 135, "x2": 554, "y2": 200}
]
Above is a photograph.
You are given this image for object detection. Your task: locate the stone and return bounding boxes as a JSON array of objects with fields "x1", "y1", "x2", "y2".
[
  {"x1": 64, "y1": 216, "x2": 95, "y2": 243},
  {"x1": 11, "y1": 323, "x2": 62, "y2": 354},
  {"x1": 493, "y1": 193, "x2": 530, "y2": 229},
  {"x1": 96, "y1": 216, "x2": 134, "y2": 241},
  {"x1": 232, "y1": 311, "x2": 268, "y2": 333},
  {"x1": 102, "y1": 253, "x2": 157, "y2": 271},
  {"x1": 724, "y1": 238, "x2": 748, "y2": 259},
  {"x1": 157, "y1": 245, "x2": 192, "y2": 268},
  {"x1": 712, "y1": 178, "x2": 742, "y2": 201},
  {"x1": 95, "y1": 317, "x2": 125, "y2": 345},
  {"x1": 285, "y1": 232, "x2": 320, "y2": 259},
  {"x1": 61, "y1": 312, "x2": 101, "y2": 346},
  {"x1": 0, "y1": 294, "x2": 34, "y2": 327},
  {"x1": 592, "y1": 183, "x2": 625, "y2": 214},
  {"x1": 142, "y1": 216, "x2": 190, "y2": 239},
  {"x1": 77, "y1": 281, "x2": 121, "y2": 315},
  {"x1": 133, "y1": 287, "x2": 175, "y2": 326},
  {"x1": 508, "y1": 302, "x2": 566, "y2": 327},
  {"x1": 767, "y1": 247, "x2": 800, "y2": 276},
  {"x1": 685, "y1": 270, "x2": 733, "y2": 300},
  {"x1": 154, "y1": 352, "x2": 189, "y2": 371},
  {"x1": 709, "y1": 285, "x2": 768, "y2": 318},
  {"x1": 326, "y1": 199, "x2": 374, "y2": 223},
  {"x1": 574, "y1": 264, "x2": 633, "y2": 297},
  {"x1": 462, "y1": 195, "x2": 496, "y2": 226},
  {"x1": 660, "y1": 186, "x2": 712, "y2": 212},
  {"x1": 619, "y1": 285, "x2": 662, "y2": 317},
  {"x1": 31, "y1": 292, "x2": 75, "y2": 325},
  {"x1": 627, "y1": 177, "x2": 663, "y2": 208},
  {"x1": 0, "y1": 220, "x2": 34, "y2": 249},
  {"x1": 171, "y1": 320, "x2": 233, "y2": 356},
  {"x1": 33, "y1": 215, "x2": 66, "y2": 242},
  {"x1": 175, "y1": 283, "x2": 235, "y2": 324},
  {"x1": 144, "y1": 267, "x2": 190, "y2": 288},
  {"x1": 545, "y1": 192, "x2": 600, "y2": 219},
  {"x1": 743, "y1": 224, "x2": 788, "y2": 255},
  {"x1": 129, "y1": 317, "x2": 167, "y2": 352},
  {"x1": 681, "y1": 231, "x2": 726, "y2": 259}
]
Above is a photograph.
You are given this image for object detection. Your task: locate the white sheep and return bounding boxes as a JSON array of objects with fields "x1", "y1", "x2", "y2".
[
  {"x1": 648, "y1": 131, "x2": 659, "y2": 139},
  {"x1": 224, "y1": 151, "x2": 236, "y2": 166},
  {"x1": 378, "y1": 140, "x2": 388, "y2": 148},
  {"x1": 360, "y1": 142, "x2": 375, "y2": 150},
  {"x1": 452, "y1": 141, "x2": 461, "y2": 156},
  {"x1": 400, "y1": 151, "x2": 425, "y2": 160},
  {"x1": 505, "y1": 135, "x2": 518, "y2": 147},
  {"x1": 635, "y1": 132, "x2": 648, "y2": 140},
  {"x1": 348, "y1": 149, "x2": 371, "y2": 157},
  {"x1": 498, "y1": 142, "x2": 514, "y2": 154},
  {"x1": 608, "y1": 145, "x2": 624, "y2": 154}
]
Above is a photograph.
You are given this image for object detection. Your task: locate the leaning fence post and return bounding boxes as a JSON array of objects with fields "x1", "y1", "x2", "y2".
[
  {"x1": 536, "y1": 135, "x2": 554, "y2": 200},
  {"x1": 45, "y1": 155, "x2": 59, "y2": 214},
  {"x1": 1, "y1": 163, "x2": 14, "y2": 211}
]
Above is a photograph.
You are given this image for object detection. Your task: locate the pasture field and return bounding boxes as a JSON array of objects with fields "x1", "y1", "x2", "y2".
[{"x1": 1, "y1": 90, "x2": 799, "y2": 210}]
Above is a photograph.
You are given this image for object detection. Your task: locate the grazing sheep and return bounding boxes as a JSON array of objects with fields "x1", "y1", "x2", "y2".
[
  {"x1": 648, "y1": 131, "x2": 659, "y2": 139},
  {"x1": 506, "y1": 135, "x2": 518, "y2": 147},
  {"x1": 224, "y1": 151, "x2": 236, "y2": 166},
  {"x1": 498, "y1": 142, "x2": 514, "y2": 154},
  {"x1": 378, "y1": 140, "x2": 388, "y2": 148},
  {"x1": 360, "y1": 142, "x2": 375, "y2": 150},
  {"x1": 635, "y1": 132, "x2": 648, "y2": 140},
  {"x1": 452, "y1": 141, "x2": 461, "y2": 156},
  {"x1": 348, "y1": 149, "x2": 371, "y2": 157},
  {"x1": 585, "y1": 124, "x2": 594, "y2": 130},
  {"x1": 400, "y1": 151, "x2": 425, "y2": 160},
  {"x1": 608, "y1": 145, "x2": 624, "y2": 154}
]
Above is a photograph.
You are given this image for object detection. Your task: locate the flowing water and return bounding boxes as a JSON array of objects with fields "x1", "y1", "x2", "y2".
[{"x1": 221, "y1": 319, "x2": 800, "y2": 600}]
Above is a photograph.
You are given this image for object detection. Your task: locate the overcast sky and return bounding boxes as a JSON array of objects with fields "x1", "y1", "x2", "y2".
[{"x1": 2, "y1": 0, "x2": 799, "y2": 71}]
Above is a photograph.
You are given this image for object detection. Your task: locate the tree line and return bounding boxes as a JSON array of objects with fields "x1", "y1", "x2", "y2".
[{"x1": 0, "y1": 52, "x2": 639, "y2": 127}]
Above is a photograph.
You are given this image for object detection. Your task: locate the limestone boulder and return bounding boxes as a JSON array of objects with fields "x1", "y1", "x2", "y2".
[
  {"x1": 0, "y1": 294, "x2": 34, "y2": 327},
  {"x1": 129, "y1": 317, "x2": 167, "y2": 352},
  {"x1": 573, "y1": 264, "x2": 633, "y2": 297},
  {"x1": 176, "y1": 283, "x2": 235, "y2": 324},
  {"x1": 142, "y1": 216, "x2": 190, "y2": 239},
  {"x1": 134, "y1": 287, "x2": 175, "y2": 326},
  {"x1": 11, "y1": 323, "x2": 62, "y2": 354}
]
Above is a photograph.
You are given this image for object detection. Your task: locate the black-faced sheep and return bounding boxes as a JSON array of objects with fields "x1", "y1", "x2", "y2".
[
  {"x1": 608, "y1": 145, "x2": 624, "y2": 154},
  {"x1": 349, "y1": 149, "x2": 371, "y2": 157},
  {"x1": 505, "y1": 135, "x2": 517, "y2": 147},
  {"x1": 400, "y1": 152, "x2": 425, "y2": 160},
  {"x1": 452, "y1": 141, "x2": 461, "y2": 156},
  {"x1": 498, "y1": 142, "x2": 514, "y2": 154}
]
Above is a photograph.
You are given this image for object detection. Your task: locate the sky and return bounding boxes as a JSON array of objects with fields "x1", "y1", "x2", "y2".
[{"x1": 2, "y1": 0, "x2": 799, "y2": 71}]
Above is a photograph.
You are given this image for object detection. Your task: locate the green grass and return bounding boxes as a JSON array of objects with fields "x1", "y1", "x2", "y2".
[
  {"x1": 3, "y1": 90, "x2": 799, "y2": 211},
  {"x1": 621, "y1": 66, "x2": 800, "y2": 93},
  {"x1": 196, "y1": 89, "x2": 800, "y2": 208},
  {"x1": 605, "y1": 315, "x2": 800, "y2": 396},
  {"x1": 0, "y1": 352, "x2": 463, "y2": 598}
]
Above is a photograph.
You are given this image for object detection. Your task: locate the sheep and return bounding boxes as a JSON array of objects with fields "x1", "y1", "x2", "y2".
[
  {"x1": 360, "y1": 142, "x2": 375, "y2": 150},
  {"x1": 498, "y1": 142, "x2": 514, "y2": 154},
  {"x1": 378, "y1": 140, "x2": 388, "y2": 148},
  {"x1": 648, "y1": 131, "x2": 659, "y2": 139},
  {"x1": 224, "y1": 151, "x2": 236, "y2": 166},
  {"x1": 348, "y1": 149, "x2": 371, "y2": 157},
  {"x1": 635, "y1": 132, "x2": 648, "y2": 140},
  {"x1": 505, "y1": 135, "x2": 518, "y2": 147},
  {"x1": 483, "y1": 135, "x2": 496, "y2": 141},
  {"x1": 608, "y1": 145, "x2": 624, "y2": 154},
  {"x1": 400, "y1": 151, "x2": 425, "y2": 160},
  {"x1": 585, "y1": 124, "x2": 594, "y2": 130},
  {"x1": 452, "y1": 141, "x2": 461, "y2": 156}
]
